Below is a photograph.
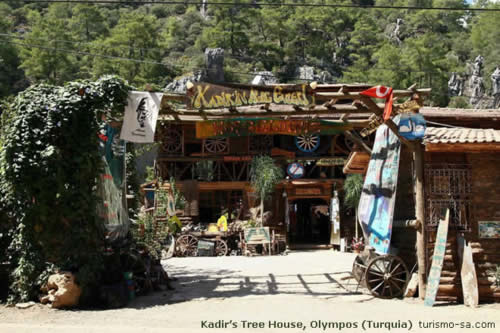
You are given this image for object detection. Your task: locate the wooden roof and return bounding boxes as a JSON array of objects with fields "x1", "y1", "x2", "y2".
[{"x1": 159, "y1": 83, "x2": 430, "y2": 124}]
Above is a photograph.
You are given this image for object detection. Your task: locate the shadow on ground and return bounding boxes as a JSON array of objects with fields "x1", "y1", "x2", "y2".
[{"x1": 127, "y1": 264, "x2": 369, "y2": 309}]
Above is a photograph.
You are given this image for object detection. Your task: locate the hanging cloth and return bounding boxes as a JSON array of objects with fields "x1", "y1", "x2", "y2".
[{"x1": 120, "y1": 91, "x2": 162, "y2": 143}]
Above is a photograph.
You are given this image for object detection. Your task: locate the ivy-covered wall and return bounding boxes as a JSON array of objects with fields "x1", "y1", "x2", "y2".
[{"x1": 0, "y1": 76, "x2": 129, "y2": 303}]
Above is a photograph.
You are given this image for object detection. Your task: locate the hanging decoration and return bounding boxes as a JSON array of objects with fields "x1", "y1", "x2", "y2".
[
  {"x1": 295, "y1": 134, "x2": 320, "y2": 153},
  {"x1": 398, "y1": 113, "x2": 426, "y2": 140},
  {"x1": 286, "y1": 162, "x2": 305, "y2": 179},
  {"x1": 330, "y1": 190, "x2": 341, "y2": 246},
  {"x1": 120, "y1": 91, "x2": 162, "y2": 143},
  {"x1": 203, "y1": 137, "x2": 229, "y2": 154}
]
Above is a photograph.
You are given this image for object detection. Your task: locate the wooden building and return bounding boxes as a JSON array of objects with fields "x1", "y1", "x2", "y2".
[
  {"x1": 154, "y1": 83, "x2": 430, "y2": 249},
  {"x1": 423, "y1": 126, "x2": 500, "y2": 302},
  {"x1": 344, "y1": 117, "x2": 500, "y2": 303},
  {"x1": 154, "y1": 119, "x2": 356, "y2": 248}
]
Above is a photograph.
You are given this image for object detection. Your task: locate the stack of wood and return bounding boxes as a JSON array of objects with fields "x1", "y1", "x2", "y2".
[{"x1": 228, "y1": 220, "x2": 248, "y2": 233}]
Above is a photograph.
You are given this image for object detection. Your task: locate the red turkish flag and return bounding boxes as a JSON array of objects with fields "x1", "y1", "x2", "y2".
[
  {"x1": 383, "y1": 90, "x2": 394, "y2": 121},
  {"x1": 360, "y1": 85, "x2": 394, "y2": 121},
  {"x1": 360, "y1": 85, "x2": 392, "y2": 99}
]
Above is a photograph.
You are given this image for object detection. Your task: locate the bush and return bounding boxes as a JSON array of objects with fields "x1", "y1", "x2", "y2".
[{"x1": 0, "y1": 76, "x2": 130, "y2": 303}]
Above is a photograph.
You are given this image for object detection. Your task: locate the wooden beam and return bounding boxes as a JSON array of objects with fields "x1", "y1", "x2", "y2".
[
  {"x1": 165, "y1": 103, "x2": 382, "y2": 116},
  {"x1": 358, "y1": 95, "x2": 414, "y2": 150},
  {"x1": 425, "y1": 143, "x2": 500, "y2": 152},
  {"x1": 316, "y1": 88, "x2": 431, "y2": 99},
  {"x1": 344, "y1": 130, "x2": 372, "y2": 154},
  {"x1": 414, "y1": 142, "x2": 426, "y2": 300}
]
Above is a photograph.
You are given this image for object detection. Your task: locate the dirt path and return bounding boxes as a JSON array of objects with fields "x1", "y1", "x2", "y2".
[{"x1": 1, "y1": 251, "x2": 498, "y2": 333}]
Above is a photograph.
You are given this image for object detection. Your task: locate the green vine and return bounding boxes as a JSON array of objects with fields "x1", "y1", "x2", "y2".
[{"x1": 0, "y1": 76, "x2": 130, "y2": 303}]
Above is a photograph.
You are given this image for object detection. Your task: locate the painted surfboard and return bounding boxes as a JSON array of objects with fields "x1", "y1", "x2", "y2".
[
  {"x1": 357, "y1": 116, "x2": 401, "y2": 254},
  {"x1": 424, "y1": 209, "x2": 450, "y2": 307},
  {"x1": 460, "y1": 237, "x2": 479, "y2": 307}
]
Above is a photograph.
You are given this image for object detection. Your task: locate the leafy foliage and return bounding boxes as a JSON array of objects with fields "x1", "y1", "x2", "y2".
[
  {"x1": 0, "y1": 1, "x2": 499, "y2": 105},
  {"x1": 250, "y1": 155, "x2": 284, "y2": 225},
  {"x1": 344, "y1": 174, "x2": 364, "y2": 210},
  {"x1": 0, "y1": 76, "x2": 130, "y2": 303}
]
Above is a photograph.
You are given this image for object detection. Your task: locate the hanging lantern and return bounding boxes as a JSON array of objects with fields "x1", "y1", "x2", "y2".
[{"x1": 398, "y1": 113, "x2": 426, "y2": 140}]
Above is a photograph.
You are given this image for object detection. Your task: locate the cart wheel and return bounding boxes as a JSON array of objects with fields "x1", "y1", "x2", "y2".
[
  {"x1": 175, "y1": 234, "x2": 198, "y2": 257},
  {"x1": 352, "y1": 255, "x2": 366, "y2": 283},
  {"x1": 214, "y1": 239, "x2": 228, "y2": 256},
  {"x1": 364, "y1": 255, "x2": 409, "y2": 299},
  {"x1": 162, "y1": 234, "x2": 176, "y2": 259}
]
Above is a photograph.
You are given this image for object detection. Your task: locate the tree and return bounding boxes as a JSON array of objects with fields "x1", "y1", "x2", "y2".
[
  {"x1": 92, "y1": 11, "x2": 170, "y2": 88},
  {"x1": 0, "y1": 3, "x2": 25, "y2": 96},
  {"x1": 250, "y1": 156, "x2": 284, "y2": 226},
  {"x1": 344, "y1": 174, "x2": 364, "y2": 239},
  {"x1": 19, "y1": 4, "x2": 78, "y2": 84}
]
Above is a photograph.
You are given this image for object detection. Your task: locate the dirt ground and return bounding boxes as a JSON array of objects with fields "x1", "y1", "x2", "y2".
[{"x1": 0, "y1": 250, "x2": 498, "y2": 333}]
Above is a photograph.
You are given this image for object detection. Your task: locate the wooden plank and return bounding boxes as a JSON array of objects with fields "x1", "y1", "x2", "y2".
[
  {"x1": 424, "y1": 209, "x2": 450, "y2": 307},
  {"x1": 316, "y1": 88, "x2": 431, "y2": 99},
  {"x1": 414, "y1": 143, "x2": 426, "y2": 299},
  {"x1": 460, "y1": 237, "x2": 479, "y2": 307},
  {"x1": 425, "y1": 143, "x2": 500, "y2": 152}
]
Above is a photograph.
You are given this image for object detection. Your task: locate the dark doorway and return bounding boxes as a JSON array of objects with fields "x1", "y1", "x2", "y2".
[{"x1": 288, "y1": 199, "x2": 330, "y2": 245}]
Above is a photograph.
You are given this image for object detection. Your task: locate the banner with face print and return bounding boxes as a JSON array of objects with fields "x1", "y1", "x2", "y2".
[{"x1": 120, "y1": 91, "x2": 162, "y2": 143}]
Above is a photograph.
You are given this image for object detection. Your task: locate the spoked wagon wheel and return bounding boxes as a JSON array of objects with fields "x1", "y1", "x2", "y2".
[
  {"x1": 204, "y1": 138, "x2": 228, "y2": 154},
  {"x1": 352, "y1": 255, "x2": 366, "y2": 283},
  {"x1": 295, "y1": 134, "x2": 320, "y2": 153},
  {"x1": 175, "y1": 234, "x2": 198, "y2": 257},
  {"x1": 214, "y1": 239, "x2": 228, "y2": 256},
  {"x1": 364, "y1": 255, "x2": 409, "y2": 299}
]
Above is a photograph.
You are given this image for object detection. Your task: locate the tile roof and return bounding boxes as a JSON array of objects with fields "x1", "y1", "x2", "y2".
[
  {"x1": 420, "y1": 108, "x2": 500, "y2": 119},
  {"x1": 424, "y1": 127, "x2": 500, "y2": 144}
]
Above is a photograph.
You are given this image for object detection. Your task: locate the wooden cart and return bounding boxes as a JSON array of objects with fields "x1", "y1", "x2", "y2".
[
  {"x1": 175, "y1": 231, "x2": 231, "y2": 257},
  {"x1": 351, "y1": 248, "x2": 410, "y2": 299}
]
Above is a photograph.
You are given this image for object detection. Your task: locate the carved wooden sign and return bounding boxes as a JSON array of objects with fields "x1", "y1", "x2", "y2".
[
  {"x1": 424, "y1": 209, "x2": 450, "y2": 307},
  {"x1": 295, "y1": 188, "x2": 322, "y2": 195},
  {"x1": 316, "y1": 158, "x2": 346, "y2": 166},
  {"x1": 187, "y1": 82, "x2": 315, "y2": 109},
  {"x1": 223, "y1": 156, "x2": 252, "y2": 162}
]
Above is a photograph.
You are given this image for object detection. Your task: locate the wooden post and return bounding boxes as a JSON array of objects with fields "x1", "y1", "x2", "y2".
[{"x1": 414, "y1": 142, "x2": 426, "y2": 299}]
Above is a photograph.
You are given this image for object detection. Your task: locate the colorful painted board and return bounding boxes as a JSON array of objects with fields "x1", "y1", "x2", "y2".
[
  {"x1": 424, "y1": 209, "x2": 450, "y2": 307},
  {"x1": 458, "y1": 234, "x2": 479, "y2": 307},
  {"x1": 196, "y1": 118, "x2": 351, "y2": 139},
  {"x1": 357, "y1": 116, "x2": 401, "y2": 254},
  {"x1": 478, "y1": 221, "x2": 500, "y2": 239}
]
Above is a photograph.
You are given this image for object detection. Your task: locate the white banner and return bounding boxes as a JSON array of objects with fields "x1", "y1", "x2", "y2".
[{"x1": 120, "y1": 91, "x2": 162, "y2": 143}]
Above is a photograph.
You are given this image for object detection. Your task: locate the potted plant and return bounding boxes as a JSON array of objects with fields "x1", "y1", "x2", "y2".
[
  {"x1": 351, "y1": 237, "x2": 364, "y2": 253},
  {"x1": 249, "y1": 156, "x2": 284, "y2": 226},
  {"x1": 344, "y1": 174, "x2": 364, "y2": 240}
]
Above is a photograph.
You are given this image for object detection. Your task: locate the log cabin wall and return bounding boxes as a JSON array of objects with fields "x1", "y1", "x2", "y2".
[
  {"x1": 425, "y1": 152, "x2": 500, "y2": 302},
  {"x1": 392, "y1": 148, "x2": 417, "y2": 272}
]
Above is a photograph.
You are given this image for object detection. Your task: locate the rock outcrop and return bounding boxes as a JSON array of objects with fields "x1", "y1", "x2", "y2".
[{"x1": 40, "y1": 272, "x2": 82, "y2": 308}]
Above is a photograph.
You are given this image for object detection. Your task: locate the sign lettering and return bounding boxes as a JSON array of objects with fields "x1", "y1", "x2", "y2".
[{"x1": 188, "y1": 83, "x2": 315, "y2": 109}]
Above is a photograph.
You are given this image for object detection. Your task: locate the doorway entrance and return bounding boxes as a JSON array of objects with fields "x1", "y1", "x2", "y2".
[{"x1": 288, "y1": 198, "x2": 330, "y2": 246}]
